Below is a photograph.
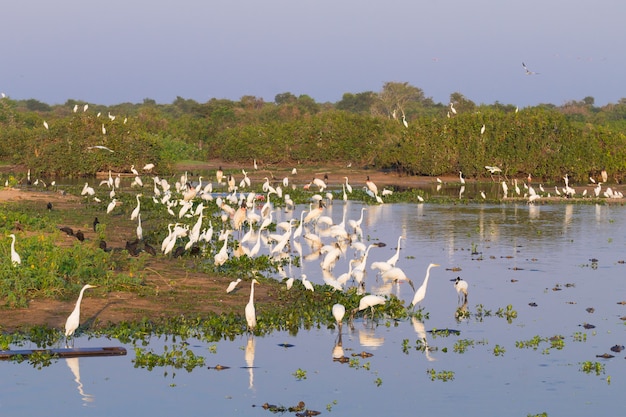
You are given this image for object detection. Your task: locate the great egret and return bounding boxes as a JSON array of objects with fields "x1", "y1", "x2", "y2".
[
  {"x1": 332, "y1": 303, "x2": 346, "y2": 331},
  {"x1": 245, "y1": 279, "x2": 260, "y2": 331},
  {"x1": 410, "y1": 263, "x2": 440, "y2": 308},
  {"x1": 9, "y1": 234, "x2": 20, "y2": 266},
  {"x1": 344, "y1": 177, "x2": 353, "y2": 193},
  {"x1": 143, "y1": 163, "x2": 155, "y2": 172},
  {"x1": 459, "y1": 171, "x2": 465, "y2": 185},
  {"x1": 64, "y1": 284, "x2": 97, "y2": 345},
  {"x1": 130, "y1": 194, "x2": 142, "y2": 221},
  {"x1": 226, "y1": 278, "x2": 242, "y2": 293},
  {"x1": 43, "y1": 120, "x2": 49, "y2": 130},
  {"x1": 402, "y1": 114, "x2": 408, "y2": 128},
  {"x1": 480, "y1": 124, "x2": 486, "y2": 135},
  {"x1": 382, "y1": 266, "x2": 415, "y2": 291},
  {"x1": 136, "y1": 213, "x2": 143, "y2": 241},
  {"x1": 351, "y1": 294, "x2": 386, "y2": 320},
  {"x1": 453, "y1": 276, "x2": 468, "y2": 302},
  {"x1": 87, "y1": 145, "x2": 115, "y2": 153},
  {"x1": 106, "y1": 199, "x2": 117, "y2": 214}
]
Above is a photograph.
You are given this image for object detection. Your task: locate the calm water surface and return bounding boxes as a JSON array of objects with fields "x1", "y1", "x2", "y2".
[{"x1": 2, "y1": 201, "x2": 626, "y2": 416}]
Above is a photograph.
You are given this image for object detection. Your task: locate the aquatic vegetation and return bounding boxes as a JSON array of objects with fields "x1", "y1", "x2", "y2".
[
  {"x1": 493, "y1": 344, "x2": 506, "y2": 356},
  {"x1": 453, "y1": 338, "x2": 475, "y2": 354},
  {"x1": 495, "y1": 304, "x2": 518, "y2": 323},
  {"x1": 426, "y1": 368, "x2": 455, "y2": 382},
  {"x1": 292, "y1": 368, "x2": 307, "y2": 380},
  {"x1": 579, "y1": 361, "x2": 605, "y2": 376},
  {"x1": 10, "y1": 349, "x2": 58, "y2": 369},
  {"x1": 133, "y1": 342, "x2": 206, "y2": 372}
]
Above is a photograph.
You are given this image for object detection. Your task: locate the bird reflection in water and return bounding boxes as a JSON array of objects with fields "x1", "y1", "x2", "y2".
[
  {"x1": 455, "y1": 300, "x2": 469, "y2": 323},
  {"x1": 65, "y1": 358, "x2": 95, "y2": 405},
  {"x1": 411, "y1": 317, "x2": 436, "y2": 362},
  {"x1": 244, "y1": 336, "x2": 256, "y2": 391}
]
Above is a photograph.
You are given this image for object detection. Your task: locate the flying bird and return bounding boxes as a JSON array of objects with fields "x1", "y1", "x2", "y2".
[{"x1": 522, "y1": 62, "x2": 540, "y2": 75}]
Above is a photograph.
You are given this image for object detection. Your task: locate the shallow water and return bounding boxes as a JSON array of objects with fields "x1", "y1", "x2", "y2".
[{"x1": 2, "y1": 201, "x2": 626, "y2": 416}]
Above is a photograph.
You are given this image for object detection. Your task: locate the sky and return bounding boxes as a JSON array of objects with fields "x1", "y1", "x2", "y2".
[{"x1": 1, "y1": 0, "x2": 624, "y2": 107}]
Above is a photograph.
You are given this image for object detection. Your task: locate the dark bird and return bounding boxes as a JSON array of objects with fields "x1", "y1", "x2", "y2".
[
  {"x1": 13, "y1": 221, "x2": 24, "y2": 231},
  {"x1": 75, "y1": 230, "x2": 85, "y2": 242},
  {"x1": 46, "y1": 202, "x2": 53, "y2": 211},
  {"x1": 59, "y1": 226, "x2": 74, "y2": 236},
  {"x1": 125, "y1": 239, "x2": 140, "y2": 256},
  {"x1": 93, "y1": 217, "x2": 100, "y2": 232},
  {"x1": 172, "y1": 246, "x2": 186, "y2": 258},
  {"x1": 99, "y1": 240, "x2": 111, "y2": 252},
  {"x1": 143, "y1": 242, "x2": 157, "y2": 256}
]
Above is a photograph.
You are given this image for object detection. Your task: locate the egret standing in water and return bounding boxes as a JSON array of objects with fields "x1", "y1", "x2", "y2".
[
  {"x1": 410, "y1": 263, "x2": 440, "y2": 308},
  {"x1": 65, "y1": 284, "x2": 97, "y2": 346},
  {"x1": 332, "y1": 303, "x2": 346, "y2": 332},
  {"x1": 351, "y1": 294, "x2": 386, "y2": 320},
  {"x1": 245, "y1": 279, "x2": 260, "y2": 331}
]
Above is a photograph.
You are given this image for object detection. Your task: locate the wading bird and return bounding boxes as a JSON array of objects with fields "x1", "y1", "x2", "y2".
[
  {"x1": 64, "y1": 284, "x2": 97, "y2": 345},
  {"x1": 351, "y1": 294, "x2": 386, "y2": 320},
  {"x1": 245, "y1": 279, "x2": 260, "y2": 331},
  {"x1": 452, "y1": 276, "x2": 468, "y2": 303},
  {"x1": 9, "y1": 234, "x2": 20, "y2": 266},
  {"x1": 410, "y1": 263, "x2": 440, "y2": 308},
  {"x1": 332, "y1": 303, "x2": 346, "y2": 332}
]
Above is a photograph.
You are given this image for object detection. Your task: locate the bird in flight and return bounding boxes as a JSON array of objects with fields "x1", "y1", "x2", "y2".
[{"x1": 522, "y1": 62, "x2": 539, "y2": 75}]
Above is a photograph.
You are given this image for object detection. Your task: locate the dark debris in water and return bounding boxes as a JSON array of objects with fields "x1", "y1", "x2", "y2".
[
  {"x1": 277, "y1": 343, "x2": 295, "y2": 348},
  {"x1": 596, "y1": 353, "x2": 615, "y2": 359},
  {"x1": 446, "y1": 267, "x2": 462, "y2": 272},
  {"x1": 208, "y1": 364, "x2": 230, "y2": 370},
  {"x1": 581, "y1": 323, "x2": 596, "y2": 329},
  {"x1": 610, "y1": 345, "x2": 625, "y2": 353},
  {"x1": 509, "y1": 267, "x2": 524, "y2": 271},
  {"x1": 617, "y1": 301, "x2": 626, "y2": 305},
  {"x1": 528, "y1": 302, "x2": 538, "y2": 307},
  {"x1": 427, "y1": 329, "x2": 461, "y2": 335},
  {"x1": 586, "y1": 307, "x2": 595, "y2": 313},
  {"x1": 333, "y1": 356, "x2": 350, "y2": 363}
]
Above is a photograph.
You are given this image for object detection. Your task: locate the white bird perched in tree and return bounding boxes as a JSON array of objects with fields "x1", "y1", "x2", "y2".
[
  {"x1": 9, "y1": 234, "x2": 20, "y2": 266},
  {"x1": 64, "y1": 284, "x2": 97, "y2": 345},
  {"x1": 452, "y1": 276, "x2": 468, "y2": 303},
  {"x1": 245, "y1": 279, "x2": 260, "y2": 331},
  {"x1": 402, "y1": 114, "x2": 408, "y2": 128},
  {"x1": 43, "y1": 120, "x2": 49, "y2": 130},
  {"x1": 450, "y1": 102, "x2": 457, "y2": 114},
  {"x1": 480, "y1": 124, "x2": 486, "y2": 135},
  {"x1": 410, "y1": 263, "x2": 440, "y2": 308},
  {"x1": 226, "y1": 278, "x2": 242, "y2": 293},
  {"x1": 301, "y1": 274, "x2": 314, "y2": 292}
]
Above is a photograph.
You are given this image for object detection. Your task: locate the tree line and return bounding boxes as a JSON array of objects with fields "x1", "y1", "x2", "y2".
[{"x1": 1, "y1": 82, "x2": 625, "y2": 183}]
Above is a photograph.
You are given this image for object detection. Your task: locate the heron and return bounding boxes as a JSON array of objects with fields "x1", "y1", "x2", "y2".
[
  {"x1": 410, "y1": 263, "x2": 440, "y2": 308},
  {"x1": 351, "y1": 294, "x2": 386, "y2": 320},
  {"x1": 9, "y1": 234, "x2": 20, "y2": 266},
  {"x1": 226, "y1": 278, "x2": 242, "y2": 293},
  {"x1": 64, "y1": 284, "x2": 97, "y2": 346},
  {"x1": 332, "y1": 303, "x2": 346, "y2": 331},
  {"x1": 245, "y1": 279, "x2": 260, "y2": 331}
]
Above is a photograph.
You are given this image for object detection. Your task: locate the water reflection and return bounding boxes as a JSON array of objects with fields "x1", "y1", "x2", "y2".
[
  {"x1": 411, "y1": 317, "x2": 436, "y2": 362},
  {"x1": 65, "y1": 358, "x2": 94, "y2": 405},
  {"x1": 244, "y1": 336, "x2": 255, "y2": 391}
]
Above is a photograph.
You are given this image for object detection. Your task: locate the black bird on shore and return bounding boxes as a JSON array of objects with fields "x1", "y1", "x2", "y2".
[
  {"x1": 93, "y1": 217, "x2": 100, "y2": 232},
  {"x1": 59, "y1": 226, "x2": 74, "y2": 236},
  {"x1": 75, "y1": 230, "x2": 85, "y2": 242},
  {"x1": 47, "y1": 202, "x2": 53, "y2": 211}
]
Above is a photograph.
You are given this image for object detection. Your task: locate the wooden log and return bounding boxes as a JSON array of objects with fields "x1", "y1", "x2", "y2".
[{"x1": 0, "y1": 346, "x2": 127, "y2": 359}]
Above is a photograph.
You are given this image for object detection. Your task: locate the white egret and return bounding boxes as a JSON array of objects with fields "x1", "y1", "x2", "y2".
[
  {"x1": 64, "y1": 284, "x2": 97, "y2": 344},
  {"x1": 382, "y1": 266, "x2": 415, "y2": 291},
  {"x1": 245, "y1": 279, "x2": 260, "y2": 331},
  {"x1": 402, "y1": 114, "x2": 408, "y2": 128},
  {"x1": 106, "y1": 199, "x2": 117, "y2": 214},
  {"x1": 226, "y1": 278, "x2": 242, "y2": 293},
  {"x1": 480, "y1": 124, "x2": 486, "y2": 135},
  {"x1": 130, "y1": 165, "x2": 139, "y2": 175},
  {"x1": 344, "y1": 177, "x2": 353, "y2": 193},
  {"x1": 459, "y1": 171, "x2": 465, "y2": 185},
  {"x1": 136, "y1": 213, "x2": 143, "y2": 241},
  {"x1": 453, "y1": 276, "x2": 468, "y2": 302},
  {"x1": 351, "y1": 294, "x2": 386, "y2": 319},
  {"x1": 43, "y1": 120, "x2": 49, "y2": 130},
  {"x1": 9, "y1": 234, "x2": 20, "y2": 266},
  {"x1": 130, "y1": 194, "x2": 142, "y2": 221},
  {"x1": 332, "y1": 303, "x2": 346, "y2": 330},
  {"x1": 143, "y1": 163, "x2": 155, "y2": 172},
  {"x1": 87, "y1": 145, "x2": 115, "y2": 153},
  {"x1": 450, "y1": 102, "x2": 457, "y2": 114},
  {"x1": 410, "y1": 263, "x2": 440, "y2": 308},
  {"x1": 101, "y1": 124, "x2": 106, "y2": 135},
  {"x1": 301, "y1": 274, "x2": 314, "y2": 292}
]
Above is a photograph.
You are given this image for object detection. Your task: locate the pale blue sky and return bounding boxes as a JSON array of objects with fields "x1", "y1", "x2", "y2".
[{"x1": 1, "y1": 0, "x2": 624, "y2": 107}]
